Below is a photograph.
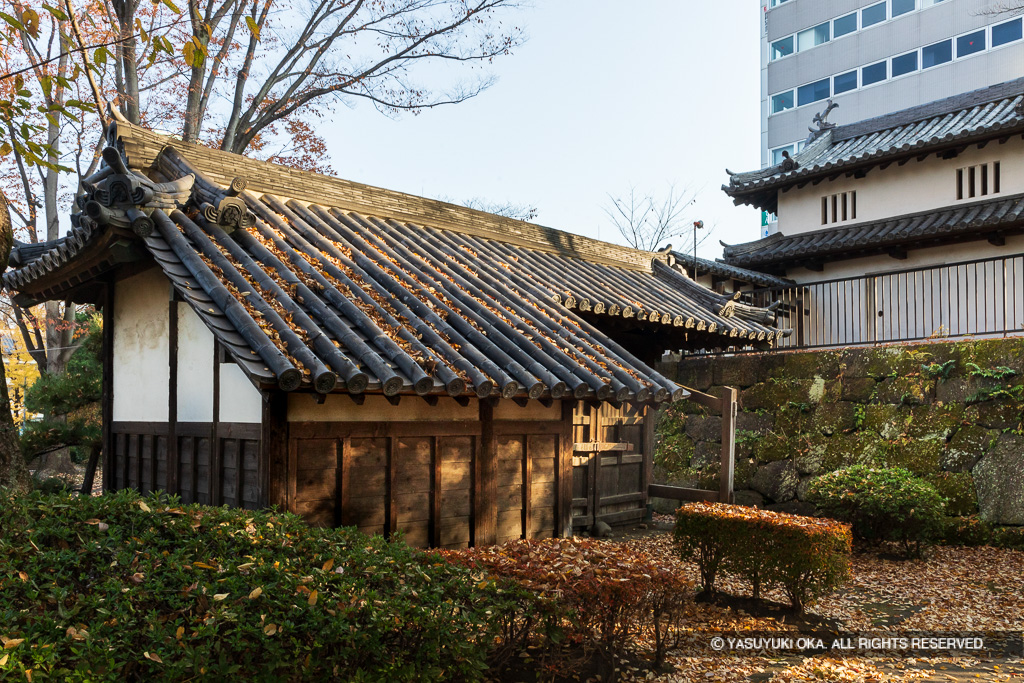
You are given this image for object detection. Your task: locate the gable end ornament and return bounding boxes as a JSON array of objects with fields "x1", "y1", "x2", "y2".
[{"x1": 199, "y1": 177, "x2": 256, "y2": 233}]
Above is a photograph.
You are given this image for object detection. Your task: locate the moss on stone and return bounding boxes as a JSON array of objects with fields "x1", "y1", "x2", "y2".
[
  {"x1": 965, "y1": 402, "x2": 1024, "y2": 431},
  {"x1": 859, "y1": 404, "x2": 900, "y2": 437},
  {"x1": 882, "y1": 436, "x2": 943, "y2": 476},
  {"x1": 753, "y1": 432, "x2": 793, "y2": 464},
  {"x1": 820, "y1": 432, "x2": 885, "y2": 471},
  {"x1": 905, "y1": 403, "x2": 966, "y2": 439},
  {"x1": 795, "y1": 434, "x2": 828, "y2": 475},
  {"x1": 812, "y1": 401, "x2": 858, "y2": 436},
  {"x1": 925, "y1": 472, "x2": 978, "y2": 516},
  {"x1": 942, "y1": 426, "x2": 999, "y2": 472},
  {"x1": 741, "y1": 379, "x2": 815, "y2": 412},
  {"x1": 840, "y1": 377, "x2": 877, "y2": 403},
  {"x1": 875, "y1": 375, "x2": 934, "y2": 406}
]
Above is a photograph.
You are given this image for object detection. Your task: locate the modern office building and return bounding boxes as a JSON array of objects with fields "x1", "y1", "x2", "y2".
[{"x1": 760, "y1": 0, "x2": 1024, "y2": 175}]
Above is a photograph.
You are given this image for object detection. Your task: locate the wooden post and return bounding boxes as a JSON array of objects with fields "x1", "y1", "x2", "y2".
[
  {"x1": 430, "y1": 436, "x2": 441, "y2": 547},
  {"x1": 719, "y1": 387, "x2": 737, "y2": 504},
  {"x1": 558, "y1": 400, "x2": 574, "y2": 538},
  {"x1": 261, "y1": 391, "x2": 288, "y2": 509},
  {"x1": 167, "y1": 296, "x2": 179, "y2": 496},
  {"x1": 101, "y1": 280, "x2": 114, "y2": 492},
  {"x1": 211, "y1": 341, "x2": 221, "y2": 505},
  {"x1": 642, "y1": 403, "x2": 655, "y2": 512},
  {"x1": 521, "y1": 436, "x2": 532, "y2": 539},
  {"x1": 589, "y1": 404, "x2": 602, "y2": 526},
  {"x1": 386, "y1": 437, "x2": 397, "y2": 538},
  {"x1": 474, "y1": 401, "x2": 497, "y2": 546}
]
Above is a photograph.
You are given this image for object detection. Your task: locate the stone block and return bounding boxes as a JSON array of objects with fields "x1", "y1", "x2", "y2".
[
  {"x1": 821, "y1": 432, "x2": 885, "y2": 471},
  {"x1": 796, "y1": 475, "x2": 820, "y2": 501},
  {"x1": 942, "y1": 426, "x2": 998, "y2": 472},
  {"x1": 753, "y1": 433, "x2": 793, "y2": 464},
  {"x1": 813, "y1": 401, "x2": 858, "y2": 436},
  {"x1": 685, "y1": 415, "x2": 722, "y2": 442},
  {"x1": 766, "y1": 500, "x2": 817, "y2": 517},
  {"x1": 875, "y1": 375, "x2": 934, "y2": 406},
  {"x1": 673, "y1": 358, "x2": 713, "y2": 392},
  {"x1": 840, "y1": 377, "x2": 876, "y2": 403},
  {"x1": 860, "y1": 404, "x2": 902, "y2": 439},
  {"x1": 882, "y1": 436, "x2": 943, "y2": 476},
  {"x1": 749, "y1": 460, "x2": 799, "y2": 503},
  {"x1": 972, "y1": 434, "x2": 1024, "y2": 525},
  {"x1": 924, "y1": 472, "x2": 978, "y2": 517},
  {"x1": 712, "y1": 355, "x2": 762, "y2": 389},
  {"x1": 733, "y1": 489, "x2": 765, "y2": 508},
  {"x1": 736, "y1": 411, "x2": 774, "y2": 435},
  {"x1": 905, "y1": 403, "x2": 965, "y2": 440},
  {"x1": 692, "y1": 441, "x2": 721, "y2": 469},
  {"x1": 965, "y1": 402, "x2": 1024, "y2": 431},
  {"x1": 741, "y1": 379, "x2": 814, "y2": 411},
  {"x1": 795, "y1": 435, "x2": 827, "y2": 475}
]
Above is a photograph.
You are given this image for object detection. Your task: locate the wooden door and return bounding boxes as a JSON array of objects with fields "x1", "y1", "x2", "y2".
[{"x1": 570, "y1": 402, "x2": 650, "y2": 531}]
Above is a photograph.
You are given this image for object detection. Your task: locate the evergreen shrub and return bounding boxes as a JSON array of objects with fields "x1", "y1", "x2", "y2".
[
  {"x1": 674, "y1": 502, "x2": 851, "y2": 611},
  {"x1": 807, "y1": 465, "x2": 946, "y2": 557},
  {"x1": 0, "y1": 490, "x2": 531, "y2": 682}
]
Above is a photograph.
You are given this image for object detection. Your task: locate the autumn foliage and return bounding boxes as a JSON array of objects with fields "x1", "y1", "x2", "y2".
[
  {"x1": 674, "y1": 502, "x2": 852, "y2": 611},
  {"x1": 442, "y1": 537, "x2": 694, "y2": 667}
]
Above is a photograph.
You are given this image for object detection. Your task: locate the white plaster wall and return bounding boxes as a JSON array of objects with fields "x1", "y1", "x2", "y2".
[
  {"x1": 288, "y1": 394, "x2": 479, "y2": 422},
  {"x1": 777, "y1": 137, "x2": 1024, "y2": 236},
  {"x1": 176, "y1": 304, "x2": 214, "y2": 422},
  {"x1": 113, "y1": 268, "x2": 169, "y2": 422},
  {"x1": 219, "y1": 363, "x2": 263, "y2": 424}
]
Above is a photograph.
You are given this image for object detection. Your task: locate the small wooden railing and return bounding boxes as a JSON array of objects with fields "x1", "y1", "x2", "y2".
[{"x1": 648, "y1": 385, "x2": 737, "y2": 505}]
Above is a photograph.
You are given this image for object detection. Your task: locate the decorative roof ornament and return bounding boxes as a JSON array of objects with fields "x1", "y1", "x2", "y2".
[
  {"x1": 199, "y1": 176, "x2": 256, "y2": 233},
  {"x1": 805, "y1": 99, "x2": 839, "y2": 144},
  {"x1": 779, "y1": 150, "x2": 798, "y2": 172}
]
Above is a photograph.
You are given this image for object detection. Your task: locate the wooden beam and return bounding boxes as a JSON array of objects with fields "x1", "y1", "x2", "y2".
[
  {"x1": 454, "y1": 396, "x2": 471, "y2": 407},
  {"x1": 572, "y1": 441, "x2": 634, "y2": 452},
  {"x1": 261, "y1": 391, "x2": 288, "y2": 510},
  {"x1": 642, "y1": 404, "x2": 654, "y2": 517},
  {"x1": 385, "y1": 394, "x2": 401, "y2": 406},
  {"x1": 431, "y1": 436, "x2": 441, "y2": 547},
  {"x1": 386, "y1": 437, "x2": 397, "y2": 538},
  {"x1": 347, "y1": 393, "x2": 365, "y2": 405},
  {"x1": 648, "y1": 484, "x2": 719, "y2": 503},
  {"x1": 988, "y1": 233, "x2": 1006, "y2": 247},
  {"x1": 719, "y1": 387, "x2": 737, "y2": 505},
  {"x1": 888, "y1": 247, "x2": 908, "y2": 260},
  {"x1": 101, "y1": 278, "x2": 115, "y2": 493},
  {"x1": 474, "y1": 401, "x2": 497, "y2": 546}
]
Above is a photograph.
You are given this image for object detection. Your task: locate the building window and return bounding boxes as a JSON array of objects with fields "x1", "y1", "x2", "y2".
[
  {"x1": 770, "y1": 140, "x2": 805, "y2": 165},
  {"x1": 891, "y1": 0, "x2": 915, "y2": 17},
  {"x1": 862, "y1": 1, "x2": 887, "y2": 27},
  {"x1": 992, "y1": 17, "x2": 1023, "y2": 47},
  {"x1": 833, "y1": 12, "x2": 858, "y2": 38},
  {"x1": 892, "y1": 51, "x2": 918, "y2": 77},
  {"x1": 957, "y1": 30, "x2": 985, "y2": 57},
  {"x1": 957, "y1": 163, "x2": 1000, "y2": 200},
  {"x1": 862, "y1": 60, "x2": 887, "y2": 86},
  {"x1": 821, "y1": 191, "x2": 857, "y2": 225},
  {"x1": 770, "y1": 0, "x2": 791, "y2": 7},
  {"x1": 797, "y1": 22, "x2": 830, "y2": 51},
  {"x1": 771, "y1": 36, "x2": 795, "y2": 60},
  {"x1": 798, "y1": 78, "x2": 830, "y2": 106},
  {"x1": 772, "y1": 91, "x2": 795, "y2": 114},
  {"x1": 833, "y1": 70, "x2": 858, "y2": 95},
  {"x1": 922, "y1": 39, "x2": 952, "y2": 68},
  {"x1": 921, "y1": 0, "x2": 947, "y2": 6}
]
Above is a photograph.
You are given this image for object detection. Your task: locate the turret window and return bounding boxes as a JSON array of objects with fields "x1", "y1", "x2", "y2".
[
  {"x1": 957, "y1": 163, "x2": 1000, "y2": 200},
  {"x1": 821, "y1": 191, "x2": 857, "y2": 225}
]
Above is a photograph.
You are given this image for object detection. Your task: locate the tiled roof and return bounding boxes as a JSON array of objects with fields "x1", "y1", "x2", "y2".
[
  {"x1": 722, "y1": 193, "x2": 1024, "y2": 270},
  {"x1": 724, "y1": 78, "x2": 1024, "y2": 214},
  {"x1": 669, "y1": 252, "x2": 793, "y2": 288},
  {"x1": 5, "y1": 121, "x2": 789, "y2": 403}
]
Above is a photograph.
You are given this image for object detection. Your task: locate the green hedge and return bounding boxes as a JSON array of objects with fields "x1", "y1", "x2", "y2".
[
  {"x1": 674, "y1": 502, "x2": 851, "y2": 611},
  {"x1": 806, "y1": 465, "x2": 946, "y2": 557},
  {"x1": 939, "y1": 516, "x2": 1024, "y2": 550},
  {"x1": 0, "y1": 490, "x2": 532, "y2": 682}
]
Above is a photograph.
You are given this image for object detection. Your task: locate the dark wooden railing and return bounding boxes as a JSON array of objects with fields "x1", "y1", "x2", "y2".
[{"x1": 744, "y1": 252, "x2": 1024, "y2": 350}]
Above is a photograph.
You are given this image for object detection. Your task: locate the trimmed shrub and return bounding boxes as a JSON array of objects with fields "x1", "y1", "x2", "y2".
[
  {"x1": 674, "y1": 502, "x2": 851, "y2": 611},
  {"x1": 939, "y1": 516, "x2": 1024, "y2": 550},
  {"x1": 0, "y1": 489, "x2": 530, "y2": 682},
  {"x1": 443, "y1": 538, "x2": 693, "y2": 668},
  {"x1": 807, "y1": 465, "x2": 946, "y2": 557}
]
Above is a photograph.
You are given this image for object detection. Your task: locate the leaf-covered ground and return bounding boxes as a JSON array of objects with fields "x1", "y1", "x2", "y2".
[{"x1": 601, "y1": 529, "x2": 1024, "y2": 682}]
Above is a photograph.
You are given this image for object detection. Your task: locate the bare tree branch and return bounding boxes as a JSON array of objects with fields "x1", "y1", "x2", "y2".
[{"x1": 603, "y1": 184, "x2": 700, "y2": 252}]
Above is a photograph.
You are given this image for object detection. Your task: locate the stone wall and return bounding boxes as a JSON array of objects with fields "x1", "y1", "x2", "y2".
[{"x1": 654, "y1": 339, "x2": 1024, "y2": 525}]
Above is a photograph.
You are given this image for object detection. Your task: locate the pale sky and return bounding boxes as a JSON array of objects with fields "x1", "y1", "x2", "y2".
[{"x1": 321, "y1": 1, "x2": 765, "y2": 260}]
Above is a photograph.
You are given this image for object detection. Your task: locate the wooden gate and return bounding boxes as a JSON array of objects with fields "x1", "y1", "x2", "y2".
[{"x1": 570, "y1": 402, "x2": 653, "y2": 530}]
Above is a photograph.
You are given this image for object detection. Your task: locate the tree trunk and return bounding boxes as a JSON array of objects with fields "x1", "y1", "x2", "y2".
[{"x1": 0, "y1": 192, "x2": 30, "y2": 492}]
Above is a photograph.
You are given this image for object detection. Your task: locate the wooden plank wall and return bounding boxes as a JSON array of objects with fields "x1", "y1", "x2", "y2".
[
  {"x1": 570, "y1": 402, "x2": 650, "y2": 530},
  {"x1": 110, "y1": 422, "x2": 260, "y2": 509},
  {"x1": 286, "y1": 417, "x2": 565, "y2": 548}
]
